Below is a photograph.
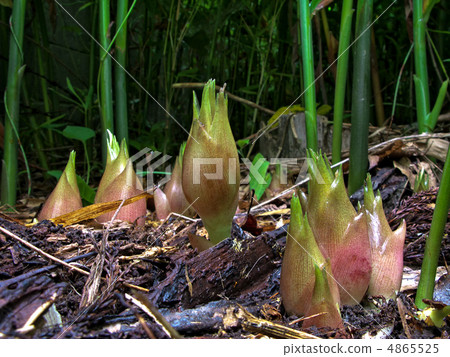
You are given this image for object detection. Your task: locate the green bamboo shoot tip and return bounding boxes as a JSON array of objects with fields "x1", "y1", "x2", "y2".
[
  {"x1": 106, "y1": 129, "x2": 120, "y2": 162},
  {"x1": 290, "y1": 194, "x2": 303, "y2": 231},
  {"x1": 199, "y1": 79, "x2": 216, "y2": 129},
  {"x1": 65, "y1": 150, "x2": 77, "y2": 184}
]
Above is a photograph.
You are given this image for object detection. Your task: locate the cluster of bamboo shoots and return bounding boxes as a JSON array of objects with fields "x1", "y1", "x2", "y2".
[
  {"x1": 280, "y1": 152, "x2": 406, "y2": 329},
  {"x1": 39, "y1": 82, "x2": 407, "y2": 330},
  {"x1": 39, "y1": 80, "x2": 240, "y2": 244},
  {"x1": 39, "y1": 131, "x2": 146, "y2": 225}
]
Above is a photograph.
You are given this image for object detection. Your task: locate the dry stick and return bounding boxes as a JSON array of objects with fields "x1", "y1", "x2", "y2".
[
  {"x1": 115, "y1": 293, "x2": 156, "y2": 338},
  {"x1": 0, "y1": 225, "x2": 148, "y2": 292},
  {"x1": 172, "y1": 82, "x2": 275, "y2": 115},
  {"x1": 126, "y1": 292, "x2": 182, "y2": 339},
  {"x1": 35, "y1": 192, "x2": 151, "y2": 227},
  {"x1": 250, "y1": 132, "x2": 450, "y2": 212},
  {"x1": 0, "y1": 225, "x2": 91, "y2": 276},
  {"x1": 238, "y1": 305, "x2": 320, "y2": 339}
]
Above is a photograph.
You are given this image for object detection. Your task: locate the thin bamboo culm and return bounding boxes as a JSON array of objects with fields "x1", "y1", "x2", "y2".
[{"x1": 1, "y1": 0, "x2": 27, "y2": 206}]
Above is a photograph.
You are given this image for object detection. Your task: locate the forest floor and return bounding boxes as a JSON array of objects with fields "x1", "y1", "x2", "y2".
[{"x1": 0, "y1": 135, "x2": 449, "y2": 339}]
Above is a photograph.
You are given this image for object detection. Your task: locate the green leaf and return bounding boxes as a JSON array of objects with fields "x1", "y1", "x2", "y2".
[
  {"x1": 249, "y1": 153, "x2": 272, "y2": 200},
  {"x1": 78, "y1": 1, "x2": 94, "y2": 12},
  {"x1": 317, "y1": 104, "x2": 332, "y2": 115},
  {"x1": 47, "y1": 170, "x2": 63, "y2": 180},
  {"x1": 267, "y1": 105, "x2": 305, "y2": 129},
  {"x1": 310, "y1": 0, "x2": 322, "y2": 13},
  {"x1": 237, "y1": 139, "x2": 250, "y2": 149},
  {"x1": 237, "y1": 86, "x2": 258, "y2": 95},
  {"x1": 414, "y1": 168, "x2": 430, "y2": 193},
  {"x1": 62, "y1": 125, "x2": 95, "y2": 143},
  {"x1": 426, "y1": 79, "x2": 449, "y2": 131},
  {"x1": 413, "y1": 75, "x2": 428, "y2": 132},
  {"x1": 423, "y1": 0, "x2": 440, "y2": 23},
  {"x1": 37, "y1": 114, "x2": 67, "y2": 131},
  {"x1": 66, "y1": 77, "x2": 85, "y2": 108},
  {"x1": 47, "y1": 167, "x2": 94, "y2": 203},
  {"x1": 76, "y1": 175, "x2": 96, "y2": 204}
]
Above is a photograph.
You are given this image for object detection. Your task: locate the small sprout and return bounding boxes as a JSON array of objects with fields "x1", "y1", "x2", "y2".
[
  {"x1": 38, "y1": 151, "x2": 82, "y2": 220},
  {"x1": 417, "y1": 305, "x2": 450, "y2": 328},
  {"x1": 95, "y1": 131, "x2": 146, "y2": 225},
  {"x1": 265, "y1": 163, "x2": 290, "y2": 198},
  {"x1": 414, "y1": 168, "x2": 430, "y2": 193}
]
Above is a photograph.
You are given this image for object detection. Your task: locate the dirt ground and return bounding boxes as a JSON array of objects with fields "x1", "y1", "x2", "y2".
[{"x1": 0, "y1": 143, "x2": 449, "y2": 339}]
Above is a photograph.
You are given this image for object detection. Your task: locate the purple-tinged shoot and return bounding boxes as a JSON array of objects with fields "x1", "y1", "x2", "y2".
[
  {"x1": 95, "y1": 131, "x2": 146, "y2": 225},
  {"x1": 164, "y1": 143, "x2": 196, "y2": 217},
  {"x1": 38, "y1": 151, "x2": 82, "y2": 220},
  {"x1": 281, "y1": 194, "x2": 339, "y2": 316},
  {"x1": 95, "y1": 130, "x2": 129, "y2": 201},
  {"x1": 364, "y1": 174, "x2": 406, "y2": 299},
  {"x1": 306, "y1": 151, "x2": 372, "y2": 305},
  {"x1": 153, "y1": 187, "x2": 171, "y2": 221}
]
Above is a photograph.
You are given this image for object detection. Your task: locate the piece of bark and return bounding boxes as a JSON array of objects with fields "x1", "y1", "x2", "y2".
[
  {"x1": 0, "y1": 275, "x2": 66, "y2": 332},
  {"x1": 152, "y1": 232, "x2": 281, "y2": 309},
  {"x1": 161, "y1": 300, "x2": 256, "y2": 334}
]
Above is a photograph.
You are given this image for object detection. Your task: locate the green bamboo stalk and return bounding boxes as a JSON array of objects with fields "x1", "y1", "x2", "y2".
[
  {"x1": 347, "y1": 0, "x2": 373, "y2": 195},
  {"x1": 115, "y1": 0, "x2": 129, "y2": 144},
  {"x1": 99, "y1": 0, "x2": 114, "y2": 164},
  {"x1": 1, "y1": 0, "x2": 27, "y2": 206},
  {"x1": 413, "y1": 0, "x2": 448, "y2": 133},
  {"x1": 98, "y1": 0, "x2": 136, "y2": 155},
  {"x1": 331, "y1": 0, "x2": 353, "y2": 164},
  {"x1": 298, "y1": 0, "x2": 317, "y2": 152},
  {"x1": 320, "y1": 9, "x2": 331, "y2": 54},
  {"x1": 0, "y1": 6, "x2": 8, "y2": 86},
  {"x1": 413, "y1": 0, "x2": 429, "y2": 132},
  {"x1": 415, "y1": 147, "x2": 450, "y2": 309}
]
